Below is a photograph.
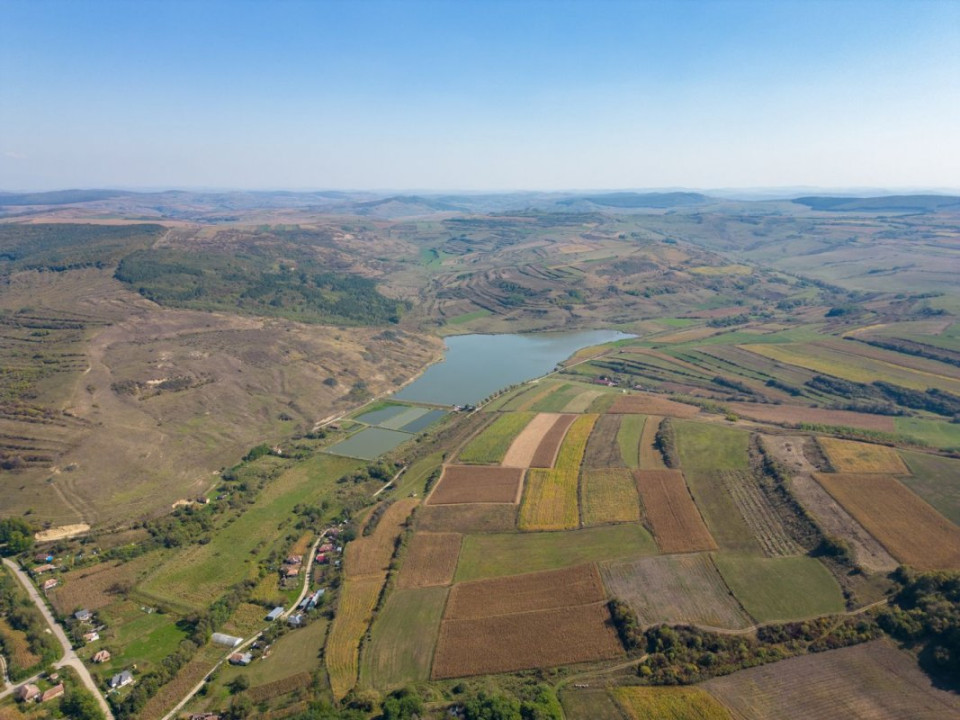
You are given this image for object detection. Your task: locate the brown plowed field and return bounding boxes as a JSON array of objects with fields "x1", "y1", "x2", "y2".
[
  {"x1": 582, "y1": 414, "x2": 625, "y2": 468},
  {"x1": 445, "y1": 564, "x2": 606, "y2": 620},
  {"x1": 635, "y1": 470, "x2": 717, "y2": 553},
  {"x1": 814, "y1": 473, "x2": 960, "y2": 570},
  {"x1": 639, "y1": 415, "x2": 667, "y2": 469},
  {"x1": 502, "y1": 413, "x2": 564, "y2": 467},
  {"x1": 432, "y1": 602, "x2": 623, "y2": 678},
  {"x1": 416, "y1": 504, "x2": 518, "y2": 533},
  {"x1": 608, "y1": 393, "x2": 700, "y2": 418},
  {"x1": 344, "y1": 498, "x2": 420, "y2": 578},
  {"x1": 529, "y1": 414, "x2": 578, "y2": 468},
  {"x1": 396, "y1": 532, "x2": 462, "y2": 589},
  {"x1": 426, "y1": 466, "x2": 525, "y2": 505},
  {"x1": 727, "y1": 402, "x2": 896, "y2": 432}
]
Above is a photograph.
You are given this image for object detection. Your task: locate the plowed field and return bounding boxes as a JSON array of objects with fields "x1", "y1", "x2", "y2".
[
  {"x1": 727, "y1": 402, "x2": 896, "y2": 432},
  {"x1": 529, "y1": 414, "x2": 578, "y2": 468},
  {"x1": 814, "y1": 472, "x2": 960, "y2": 569},
  {"x1": 582, "y1": 413, "x2": 625, "y2": 468},
  {"x1": 608, "y1": 393, "x2": 700, "y2": 418},
  {"x1": 635, "y1": 470, "x2": 717, "y2": 553},
  {"x1": 396, "y1": 532, "x2": 462, "y2": 589},
  {"x1": 416, "y1": 504, "x2": 517, "y2": 533},
  {"x1": 426, "y1": 466, "x2": 524, "y2": 505},
  {"x1": 502, "y1": 413, "x2": 565, "y2": 467}
]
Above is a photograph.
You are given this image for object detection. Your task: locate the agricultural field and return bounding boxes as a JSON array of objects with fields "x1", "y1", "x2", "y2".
[
  {"x1": 703, "y1": 639, "x2": 960, "y2": 720},
  {"x1": 455, "y1": 523, "x2": 657, "y2": 581},
  {"x1": 458, "y1": 412, "x2": 534, "y2": 464},
  {"x1": 638, "y1": 415, "x2": 666, "y2": 469},
  {"x1": 529, "y1": 414, "x2": 578, "y2": 468},
  {"x1": 500, "y1": 413, "x2": 567, "y2": 467},
  {"x1": 49, "y1": 552, "x2": 167, "y2": 615},
  {"x1": 326, "y1": 573, "x2": 386, "y2": 700},
  {"x1": 675, "y1": 422, "x2": 750, "y2": 471},
  {"x1": 608, "y1": 393, "x2": 700, "y2": 417},
  {"x1": 601, "y1": 553, "x2": 753, "y2": 630},
  {"x1": 359, "y1": 586, "x2": 448, "y2": 690},
  {"x1": 559, "y1": 688, "x2": 628, "y2": 720},
  {"x1": 432, "y1": 601, "x2": 622, "y2": 678},
  {"x1": 344, "y1": 497, "x2": 420, "y2": 577},
  {"x1": 726, "y1": 402, "x2": 897, "y2": 432},
  {"x1": 894, "y1": 416, "x2": 960, "y2": 450},
  {"x1": 426, "y1": 466, "x2": 524, "y2": 505},
  {"x1": 683, "y1": 470, "x2": 762, "y2": 554},
  {"x1": 396, "y1": 532, "x2": 462, "y2": 588},
  {"x1": 715, "y1": 470, "x2": 800, "y2": 557},
  {"x1": 814, "y1": 473, "x2": 960, "y2": 570},
  {"x1": 416, "y1": 503, "x2": 518, "y2": 534},
  {"x1": 614, "y1": 686, "x2": 732, "y2": 720},
  {"x1": 713, "y1": 555, "x2": 845, "y2": 622},
  {"x1": 581, "y1": 469, "x2": 642, "y2": 526},
  {"x1": 529, "y1": 383, "x2": 583, "y2": 412},
  {"x1": 138, "y1": 644, "x2": 224, "y2": 720},
  {"x1": 617, "y1": 414, "x2": 645, "y2": 468},
  {"x1": 582, "y1": 413, "x2": 626, "y2": 468},
  {"x1": 634, "y1": 470, "x2": 717, "y2": 553},
  {"x1": 817, "y1": 438, "x2": 909, "y2": 474},
  {"x1": 899, "y1": 450, "x2": 960, "y2": 524}
]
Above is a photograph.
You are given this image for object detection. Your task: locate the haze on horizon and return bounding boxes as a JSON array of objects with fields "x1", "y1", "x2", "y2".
[{"x1": 1, "y1": 0, "x2": 958, "y2": 192}]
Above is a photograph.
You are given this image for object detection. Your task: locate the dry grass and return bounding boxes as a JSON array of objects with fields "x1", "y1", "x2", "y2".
[
  {"x1": 581, "y1": 469, "x2": 642, "y2": 526},
  {"x1": 432, "y1": 602, "x2": 623, "y2": 678},
  {"x1": 608, "y1": 393, "x2": 700, "y2": 418},
  {"x1": 818, "y1": 438, "x2": 909, "y2": 474},
  {"x1": 344, "y1": 498, "x2": 419, "y2": 578},
  {"x1": 445, "y1": 564, "x2": 606, "y2": 620},
  {"x1": 396, "y1": 532, "x2": 462, "y2": 589},
  {"x1": 139, "y1": 644, "x2": 223, "y2": 720},
  {"x1": 502, "y1": 413, "x2": 565, "y2": 467},
  {"x1": 635, "y1": 470, "x2": 717, "y2": 553},
  {"x1": 582, "y1": 414, "x2": 625, "y2": 468},
  {"x1": 814, "y1": 473, "x2": 960, "y2": 570},
  {"x1": 639, "y1": 414, "x2": 667, "y2": 469},
  {"x1": 529, "y1": 414, "x2": 578, "y2": 468},
  {"x1": 426, "y1": 466, "x2": 525, "y2": 505},
  {"x1": 416, "y1": 504, "x2": 518, "y2": 534},
  {"x1": 326, "y1": 573, "x2": 387, "y2": 700},
  {"x1": 50, "y1": 553, "x2": 163, "y2": 615},
  {"x1": 0, "y1": 618, "x2": 41, "y2": 673},
  {"x1": 727, "y1": 402, "x2": 896, "y2": 432}
]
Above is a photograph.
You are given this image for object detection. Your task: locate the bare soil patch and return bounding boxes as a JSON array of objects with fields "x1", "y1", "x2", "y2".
[
  {"x1": 445, "y1": 564, "x2": 606, "y2": 620},
  {"x1": 416, "y1": 504, "x2": 517, "y2": 534},
  {"x1": 502, "y1": 413, "x2": 564, "y2": 467},
  {"x1": 396, "y1": 532, "x2": 462, "y2": 589},
  {"x1": 529, "y1": 414, "x2": 577, "y2": 468},
  {"x1": 35, "y1": 523, "x2": 90, "y2": 542},
  {"x1": 608, "y1": 393, "x2": 700, "y2": 418},
  {"x1": 635, "y1": 470, "x2": 717, "y2": 553},
  {"x1": 728, "y1": 402, "x2": 896, "y2": 432},
  {"x1": 426, "y1": 466, "x2": 525, "y2": 505}
]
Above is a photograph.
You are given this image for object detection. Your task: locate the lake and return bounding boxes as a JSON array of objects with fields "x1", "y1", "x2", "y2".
[{"x1": 393, "y1": 329, "x2": 632, "y2": 406}]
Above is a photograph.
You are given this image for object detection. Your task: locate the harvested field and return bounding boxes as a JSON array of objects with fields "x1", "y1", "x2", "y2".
[
  {"x1": 396, "y1": 532, "x2": 462, "y2": 589},
  {"x1": 432, "y1": 602, "x2": 623, "y2": 678},
  {"x1": 717, "y1": 470, "x2": 800, "y2": 557},
  {"x1": 814, "y1": 472, "x2": 960, "y2": 570},
  {"x1": 614, "y1": 686, "x2": 732, "y2": 720},
  {"x1": 458, "y1": 412, "x2": 534, "y2": 464},
  {"x1": 502, "y1": 413, "x2": 567, "y2": 468},
  {"x1": 618, "y1": 414, "x2": 645, "y2": 468},
  {"x1": 344, "y1": 498, "x2": 419, "y2": 578},
  {"x1": 703, "y1": 638, "x2": 960, "y2": 720},
  {"x1": 445, "y1": 564, "x2": 606, "y2": 620},
  {"x1": 560, "y1": 688, "x2": 627, "y2": 720},
  {"x1": 608, "y1": 393, "x2": 700, "y2": 418},
  {"x1": 50, "y1": 553, "x2": 165, "y2": 615},
  {"x1": 529, "y1": 414, "x2": 578, "y2": 468},
  {"x1": 727, "y1": 402, "x2": 896, "y2": 432},
  {"x1": 416, "y1": 504, "x2": 517, "y2": 534},
  {"x1": 581, "y1": 469, "x2": 642, "y2": 526},
  {"x1": 360, "y1": 586, "x2": 448, "y2": 690},
  {"x1": 326, "y1": 573, "x2": 386, "y2": 700},
  {"x1": 635, "y1": 470, "x2": 717, "y2": 553},
  {"x1": 638, "y1": 414, "x2": 666, "y2": 469},
  {"x1": 601, "y1": 554, "x2": 752, "y2": 630},
  {"x1": 582, "y1": 413, "x2": 625, "y2": 468},
  {"x1": 818, "y1": 438, "x2": 909, "y2": 474},
  {"x1": 426, "y1": 466, "x2": 524, "y2": 505},
  {"x1": 520, "y1": 468, "x2": 580, "y2": 531}
]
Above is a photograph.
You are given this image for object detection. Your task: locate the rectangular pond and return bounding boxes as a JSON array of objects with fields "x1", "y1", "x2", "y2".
[{"x1": 324, "y1": 427, "x2": 413, "y2": 460}]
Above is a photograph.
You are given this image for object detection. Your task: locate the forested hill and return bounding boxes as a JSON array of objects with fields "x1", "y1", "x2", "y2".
[{"x1": 793, "y1": 195, "x2": 960, "y2": 212}]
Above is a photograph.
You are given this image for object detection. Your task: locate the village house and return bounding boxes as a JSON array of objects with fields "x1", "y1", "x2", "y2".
[
  {"x1": 32, "y1": 563, "x2": 56, "y2": 575},
  {"x1": 228, "y1": 652, "x2": 253, "y2": 666},
  {"x1": 40, "y1": 684, "x2": 64, "y2": 703},
  {"x1": 15, "y1": 684, "x2": 40, "y2": 702},
  {"x1": 93, "y1": 649, "x2": 112, "y2": 663},
  {"x1": 41, "y1": 578, "x2": 58, "y2": 591},
  {"x1": 34, "y1": 553, "x2": 53, "y2": 563},
  {"x1": 282, "y1": 564, "x2": 300, "y2": 578},
  {"x1": 74, "y1": 608, "x2": 92, "y2": 622},
  {"x1": 284, "y1": 554, "x2": 302, "y2": 565},
  {"x1": 109, "y1": 670, "x2": 134, "y2": 689},
  {"x1": 84, "y1": 630, "x2": 100, "y2": 642},
  {"x1": 287, "y1": 613, "x2": 303, "y2": 627}
]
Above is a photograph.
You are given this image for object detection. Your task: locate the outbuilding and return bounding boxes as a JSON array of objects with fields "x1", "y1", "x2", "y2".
[
  {"x1": 265, "y1": 606, "x2": 284, "y2": 621},
  {"x1": 109, "y1": 670, "x2": 134, "y2": 689},
  {"x1": 211, "y1": 633, "x2": 243, "y2": 648}
]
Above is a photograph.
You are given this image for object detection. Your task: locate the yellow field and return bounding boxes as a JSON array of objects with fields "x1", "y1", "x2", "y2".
[
  {"x1": 818, "y1": 438, "x2": 909, "y2": 474},
  {"x1": 581, "y1": 469, "x2": 641, "y2": 526},
  {"x1": 519, "y1": 415, "x2": 596, "y2": 531},
  {"x1": 614, "y1": 686, "x2": 732, "y2": 720},
  {"x1": 325, "y1": 573, "x2": 387, "y2": 700}
]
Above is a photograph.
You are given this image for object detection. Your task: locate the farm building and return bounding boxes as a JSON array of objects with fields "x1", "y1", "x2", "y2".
[
  {"x1": 285, "y1": 554, "x2": 302, "y2": 565},
  {"x1": 32, "y1": 563, "x2": 56, "y2": 575},
  {"x1": 211, "y1": 632, "x2": 243, "y2": 648},
  {"x1": 34, "y1": 553, "x2": 53, "y2": 563},
  {"x1": 265, "y1": 606, "x2": 284, "y2": 621},
  {"x1": 84, "y1": 631, "x2": 100, "y2": 642},
  {"x1": 282, "y1": 565, "x2": 300, "y2": 578},
  {"x1": 93, "y1": 650, "x2": 112, "y2": 663},
  {"x1": 74, "y1": 609, "x2": 92, "y2": 622},
  {"x1": 41, "y1": 578, "x2": 58, "y2": 591},
  {"x1": 109, "y1": 670, "x2": 134, "y2": 689},
  {"x1": 40, "y1": 684, "x2": 64, "y2": 703},
  {"x1": 318, "y1": 543, "x2": 334, "y2": 553},
  {"x1": 228, "y1": 652, "x2": 253, "y2": 666},
  {"x1": 287, "y1": 613, "x2": 303, "y2": 627},
  {"x1": 16, "y1": 684, "x2": 40, "y2": 702}
]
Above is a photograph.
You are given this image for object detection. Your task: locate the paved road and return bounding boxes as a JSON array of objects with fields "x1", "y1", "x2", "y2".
[{"x1": 1, "y1": 558, "x2": 115, "y2": 719}]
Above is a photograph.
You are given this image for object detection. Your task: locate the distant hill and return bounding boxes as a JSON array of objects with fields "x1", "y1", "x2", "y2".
[
  {"x1": 793, "y1": 195, "x2": 960, "y2": 212},
  {"x1": 558, "y1": 192, "x2": 711, "y2": 209},
  {"x1": 0, "y1": 189, "x2": 131, "y2": 206}
]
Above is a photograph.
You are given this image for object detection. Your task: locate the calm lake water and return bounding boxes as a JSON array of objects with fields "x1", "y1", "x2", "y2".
[{"x1": 393, "y1": 329, "x2": 632, "y2": 406}]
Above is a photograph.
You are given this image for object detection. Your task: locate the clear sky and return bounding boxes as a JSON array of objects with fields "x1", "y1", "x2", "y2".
[{"x1": 1, "y1": 0, "x2": 958, "y2": 191}]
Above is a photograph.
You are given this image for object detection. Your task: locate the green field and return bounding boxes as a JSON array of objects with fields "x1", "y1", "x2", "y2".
[
  {"x1": 894, "y1": 417, "x2": 960, "y2": 450},
  {"x1": 713, "y1": 555, "x2": 845, "y2": 623},
  {"x1": 455, "y1": 524, "x2": 656, "y2": 582},
  {"x1": 531, "y1": 383, "x2": 580, "y2": 412},
  {"x1": 560, "y1": 688, "x2": 629, "y2": 720},
  {"x1": 359, "y1": 586, "x2": 448, "y2": 690},
  {"x1": 138, "y1": 454, "x2": 359, "y2": 610},
  {"x1": 899, "y1": 450, "x2": 960, "y2": 525},
  {"x1": 617, "y1": 414, "x2": 646, "y2": 468},
  {"x1": 683, "y1": 470, "x2": 761, "y2": 554},
  {"x1": 458, "y1": 412, "x2": 534, "y2": 463},
  {"x1": 94, "y1": 601, "x2": 190, "y2": 675},
  {"x1": 675, "y1": 422, "x2": 750, "y2": 471}
]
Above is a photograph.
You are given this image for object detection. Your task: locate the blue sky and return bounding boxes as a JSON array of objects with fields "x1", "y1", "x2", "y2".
[{"x1": 1, "y1": 0, "x2": 958, "y2": 191}]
